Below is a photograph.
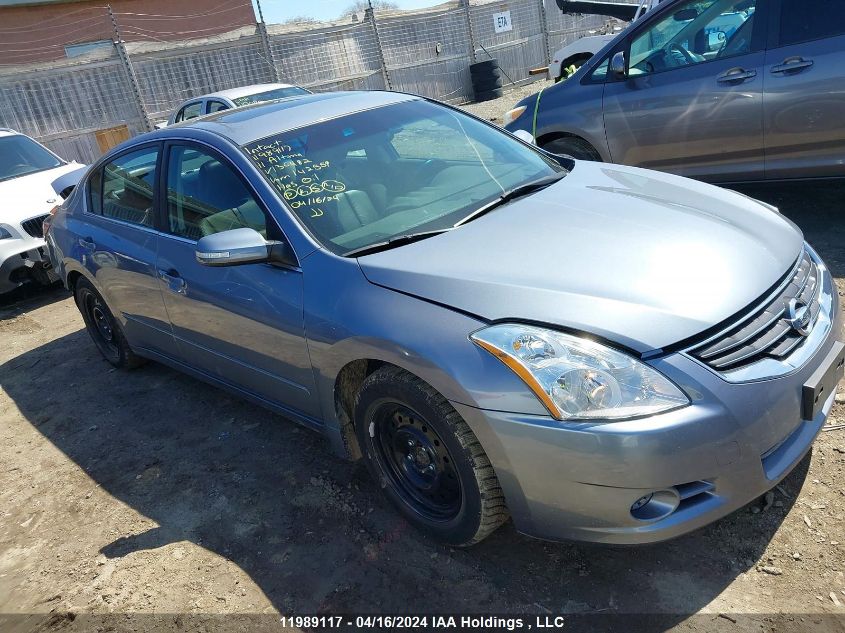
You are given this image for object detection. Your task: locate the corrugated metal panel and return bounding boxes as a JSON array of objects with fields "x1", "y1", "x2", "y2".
[{"x1": 269, "y1": 22, "x2": 385, "y2": 91}]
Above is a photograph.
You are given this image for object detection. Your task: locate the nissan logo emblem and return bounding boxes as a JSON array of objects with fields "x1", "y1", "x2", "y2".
[{"x1": 786, "y1": 298, "x2": 813, "y2": 336}]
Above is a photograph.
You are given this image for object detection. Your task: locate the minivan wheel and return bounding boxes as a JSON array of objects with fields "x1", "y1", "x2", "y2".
[
  {"x1": 354, "y1": 366, "x2": 509, "y2": 546},
  {"x1": 74, "y1": 278, "x2": 143, "y2": 369},
  {"x1": 543, "y1": 136, "x2": 602, "y2": 161}
]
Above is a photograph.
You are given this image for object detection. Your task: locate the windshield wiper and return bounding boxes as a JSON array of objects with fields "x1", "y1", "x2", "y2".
[
  {"x1": 344, "y1": 228, "x2": 452, "y2": 258},
  {"x1": 453, "y1": 172, "x2": 567, "y2": 228}
]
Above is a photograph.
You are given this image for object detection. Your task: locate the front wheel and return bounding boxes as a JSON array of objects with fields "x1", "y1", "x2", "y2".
[
  {"x1": 354, "y1": 366, "x2": 508, "y2": 546},
  {"x1": 543, "y1": 136, "x2": 603, "y2": 161}
]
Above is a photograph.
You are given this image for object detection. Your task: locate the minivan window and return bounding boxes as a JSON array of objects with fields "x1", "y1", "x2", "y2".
[
  {"x1": 243, "y1": 100, "x2": 563, "y2": 255},
  {"x1": 165, "y1": 145, "x2": 267, "y2": 240},
  {"x1": 589, "y1": 57, "x2": 611, "y2": 82},
  {"x1": 779, "y1": 0, "x2": 845, "y2": 47},
  {"x1": 629, "y1": 0, "x2": 756, "y2": 75},
  {"x1": 90, "y1": 147, "x2": 158, "y2": 227}
]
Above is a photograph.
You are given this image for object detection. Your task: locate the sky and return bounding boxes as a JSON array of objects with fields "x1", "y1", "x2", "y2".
[{"x1": 251, "y1": 0, "x2": 445, "y2": 23}]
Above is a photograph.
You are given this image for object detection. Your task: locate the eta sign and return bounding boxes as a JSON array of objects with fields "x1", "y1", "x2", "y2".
[{"x1": 493, "y1": 10, "x2": 512, "y2": 33}]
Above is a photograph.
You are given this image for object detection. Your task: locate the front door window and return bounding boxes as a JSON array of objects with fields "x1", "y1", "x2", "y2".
[
  {"x1": 165, "y1": 145, "x2": 267, "y2": 241},
  {"x1": 629, "y1": 0, "x2": 756, "y2": 75}
]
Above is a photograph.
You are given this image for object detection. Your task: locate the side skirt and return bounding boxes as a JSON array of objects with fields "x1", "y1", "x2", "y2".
[{"x1": 135, "y1": 346, "x2": 326, "y2": 434}]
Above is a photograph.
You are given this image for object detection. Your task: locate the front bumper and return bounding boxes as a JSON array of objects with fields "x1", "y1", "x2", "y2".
[
  {"x1": 0, "y1": 237, "x2": 58, "y2": 294},
  {"x1": 455, "y1": 276, "x2": 843, "y2": 545}
]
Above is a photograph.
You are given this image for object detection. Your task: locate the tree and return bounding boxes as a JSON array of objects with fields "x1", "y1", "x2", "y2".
[{"x1": 340, "y1": 0, "x2": 399, "y2": 18}]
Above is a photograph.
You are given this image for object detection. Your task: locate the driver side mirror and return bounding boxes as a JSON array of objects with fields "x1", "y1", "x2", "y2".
[
  {"x1": 610, "y1": 51, "x2": 627, "y2": 78},
  {"x1": 195, "y1": 227, "x2": 297, "y2": 268}
]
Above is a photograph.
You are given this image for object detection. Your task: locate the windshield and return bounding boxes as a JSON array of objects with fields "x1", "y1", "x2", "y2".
[
  {"x1": 232, "y1": 86, "x2": 309, "y2": 107},
  {"x1": 243, "y1": 99, "x2": 563, "y2": 255},
  {"x1": 0, "y1": 135, "x2": 63, "y2": 182}
]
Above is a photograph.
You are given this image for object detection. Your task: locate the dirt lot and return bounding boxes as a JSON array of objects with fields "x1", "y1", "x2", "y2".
[{"x1": 1, "y1": 92, "x2": 845, "y2": 632}]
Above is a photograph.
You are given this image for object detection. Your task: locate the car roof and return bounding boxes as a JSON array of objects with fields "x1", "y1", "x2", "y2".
[
  {"x1": 197, "y1": 83, "x2": 303, "y2": 101},
  {"x1": 181, "y1": 90, "x2": 421, "y2": 146},
  {"x1": 0, "y1": 128, "x2": 19, "y2": 138}
]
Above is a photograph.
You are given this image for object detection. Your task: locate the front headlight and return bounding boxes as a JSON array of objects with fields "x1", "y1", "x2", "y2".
[
  {"x1": 502, "y1": 105, "x2": 527, "y2": 127},
  {"x1": 471, "y1": 324, "x2": 689, "y2": 421}
]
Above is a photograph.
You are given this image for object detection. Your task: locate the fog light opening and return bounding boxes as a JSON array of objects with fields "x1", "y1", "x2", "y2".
[{"x1": 630, "y1": 489, "x2": 680, "y2": 521}]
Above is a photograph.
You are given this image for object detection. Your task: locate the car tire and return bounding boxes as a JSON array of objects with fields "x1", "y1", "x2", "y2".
[
  {"x1": 354, "y1": 366, "x2": 509, "y2": 546},
  {"x1": 473, "y1": 75, "x2": 503, "y2": 91},
  {"x1": 74, "y1": 277, "x2": 144, "y2": 369},
  {"x1": 474, "y1": 87, "x2": 504, "y2": 102},
  {"x1": 469, "y1": 59, "x2": 499, "y2": 77},
  {"x1": 543, "y1": 136, "x2": 603, "y2": 161}
]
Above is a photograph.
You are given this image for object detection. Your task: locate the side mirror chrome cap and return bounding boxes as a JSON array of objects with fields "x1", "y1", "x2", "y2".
[
  {"x1": 512, "y1": 129, "x2": 536, "y2": 145},
  {"x1": 611, "y1": 51, "x2": 627, "y2": 78},
  {"x1": 196, "y1": 227, "x2": 270, "y2": 267}
]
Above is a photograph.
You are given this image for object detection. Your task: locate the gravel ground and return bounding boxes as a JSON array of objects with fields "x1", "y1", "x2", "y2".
[
  {"x1": 1, "y1": 111, "x2": 844, "y2": 632},
  {"x1": 462, "y1": 79, "x2": 554, "y2": 125}
]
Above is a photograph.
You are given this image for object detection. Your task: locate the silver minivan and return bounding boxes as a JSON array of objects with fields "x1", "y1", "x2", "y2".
[{"x1": 505, "y1": 0, "x2": 845, "y2": 182}]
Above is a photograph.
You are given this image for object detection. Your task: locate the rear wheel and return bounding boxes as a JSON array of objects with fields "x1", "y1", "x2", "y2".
[
  {"x1": 543, "y1": 136, "x2": 602, "y2": 161},
  {"x1": 74, "y1": 278, "x2": 143, "y2": 369},
  {"x1": 354, "y1": 366, "x2": 508, "y2": 546}
]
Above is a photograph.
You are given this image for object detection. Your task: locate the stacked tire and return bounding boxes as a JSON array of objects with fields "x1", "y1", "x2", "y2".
[{"x1": 470, "y1": 59, "x2": 503, "y2": 102}]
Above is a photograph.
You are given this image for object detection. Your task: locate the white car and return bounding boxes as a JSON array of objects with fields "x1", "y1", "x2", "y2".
[
  {"x1": 164, "y1": 83, "x2": 311, "y2": 127},
  {"x1": 0, "y1": 129, "x2": 85, "y2": 294},
  {"x1": 548, "y1": 0, "x2": 657, "y2": 81}
]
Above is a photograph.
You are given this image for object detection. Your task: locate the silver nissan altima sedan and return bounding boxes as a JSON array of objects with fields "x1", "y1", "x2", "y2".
[{"x1": 46, "y1": 91, "x2": 844, "y2": 546}]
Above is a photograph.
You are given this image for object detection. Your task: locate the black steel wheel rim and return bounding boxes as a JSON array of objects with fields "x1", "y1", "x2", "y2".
[
  {"x1": 369, "y1": 402, "x2": 462, "y2": 522},
  {"x1": 83, "y1": 291, "x2": 119, "y2": 359}
]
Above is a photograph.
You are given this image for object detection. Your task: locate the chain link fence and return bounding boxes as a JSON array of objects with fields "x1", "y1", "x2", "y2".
[{"x1": 0, "y1": 0, "x2": 636, "y2": 164}]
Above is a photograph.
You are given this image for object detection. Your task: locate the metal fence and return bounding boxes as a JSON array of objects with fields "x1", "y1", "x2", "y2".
[{"x1": 0, "y1": 0, "x2": 635, "y2": 164}]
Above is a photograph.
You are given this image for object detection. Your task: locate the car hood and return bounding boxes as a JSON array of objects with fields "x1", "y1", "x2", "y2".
[
  {"x1": 0, "y1": 163, "x2": 83, "y2": 224},
  {"x1": 358, "y1": 161, "x2": 804, "y2": 353}
]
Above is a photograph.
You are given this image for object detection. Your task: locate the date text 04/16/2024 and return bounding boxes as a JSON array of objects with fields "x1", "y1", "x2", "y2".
[{"x1": 277, "y1": 615, "x2": 568, "y2": 630}]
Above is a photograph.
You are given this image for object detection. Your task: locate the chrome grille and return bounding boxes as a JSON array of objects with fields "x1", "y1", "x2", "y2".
[
  {"x1": 20, "y1": 214, "x2": 50, "y2": 239},
  {"x1": 689, "y1": 250, "x2": 821, "y2": 372}
]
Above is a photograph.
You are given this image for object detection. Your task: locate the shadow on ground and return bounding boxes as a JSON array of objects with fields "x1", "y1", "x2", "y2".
[
  {"x1": 0, "y1": 329, "x2": 808, "y2": 623},
  {"x1": 0, "y1": 283, "x2": 67, "y2": 317},
  {"x1": 3, "y1": 180, "x2": 842, "y2": 628}
]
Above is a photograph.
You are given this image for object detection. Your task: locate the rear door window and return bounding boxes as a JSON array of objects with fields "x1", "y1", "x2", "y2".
[
  {"x1": 778, "y1": 0, "x2": 845, "y2": 46},
  {"x1": 88, "y1": 146, "x2": 158, "y2": 227},
  {"x1": 207, "y1": 100, "x2": 229, "y2": 114},
  {"x1": 176, "y1": 101, "x2": 203, "y2": 122}
]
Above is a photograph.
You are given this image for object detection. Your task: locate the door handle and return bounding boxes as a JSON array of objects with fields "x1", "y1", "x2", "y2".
[
  {"x1": 78, "y1": 237, "x2": 95, "y2": 249},
  {"x1": 716, "y1": 67, "x2": 757, "y2": 83},
  {"x1": 771, "y1": 57, "x2": 814, "y2": 74},
  {"x1": 158, "y1": 269, "x2": 187, "y2": 294}
]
